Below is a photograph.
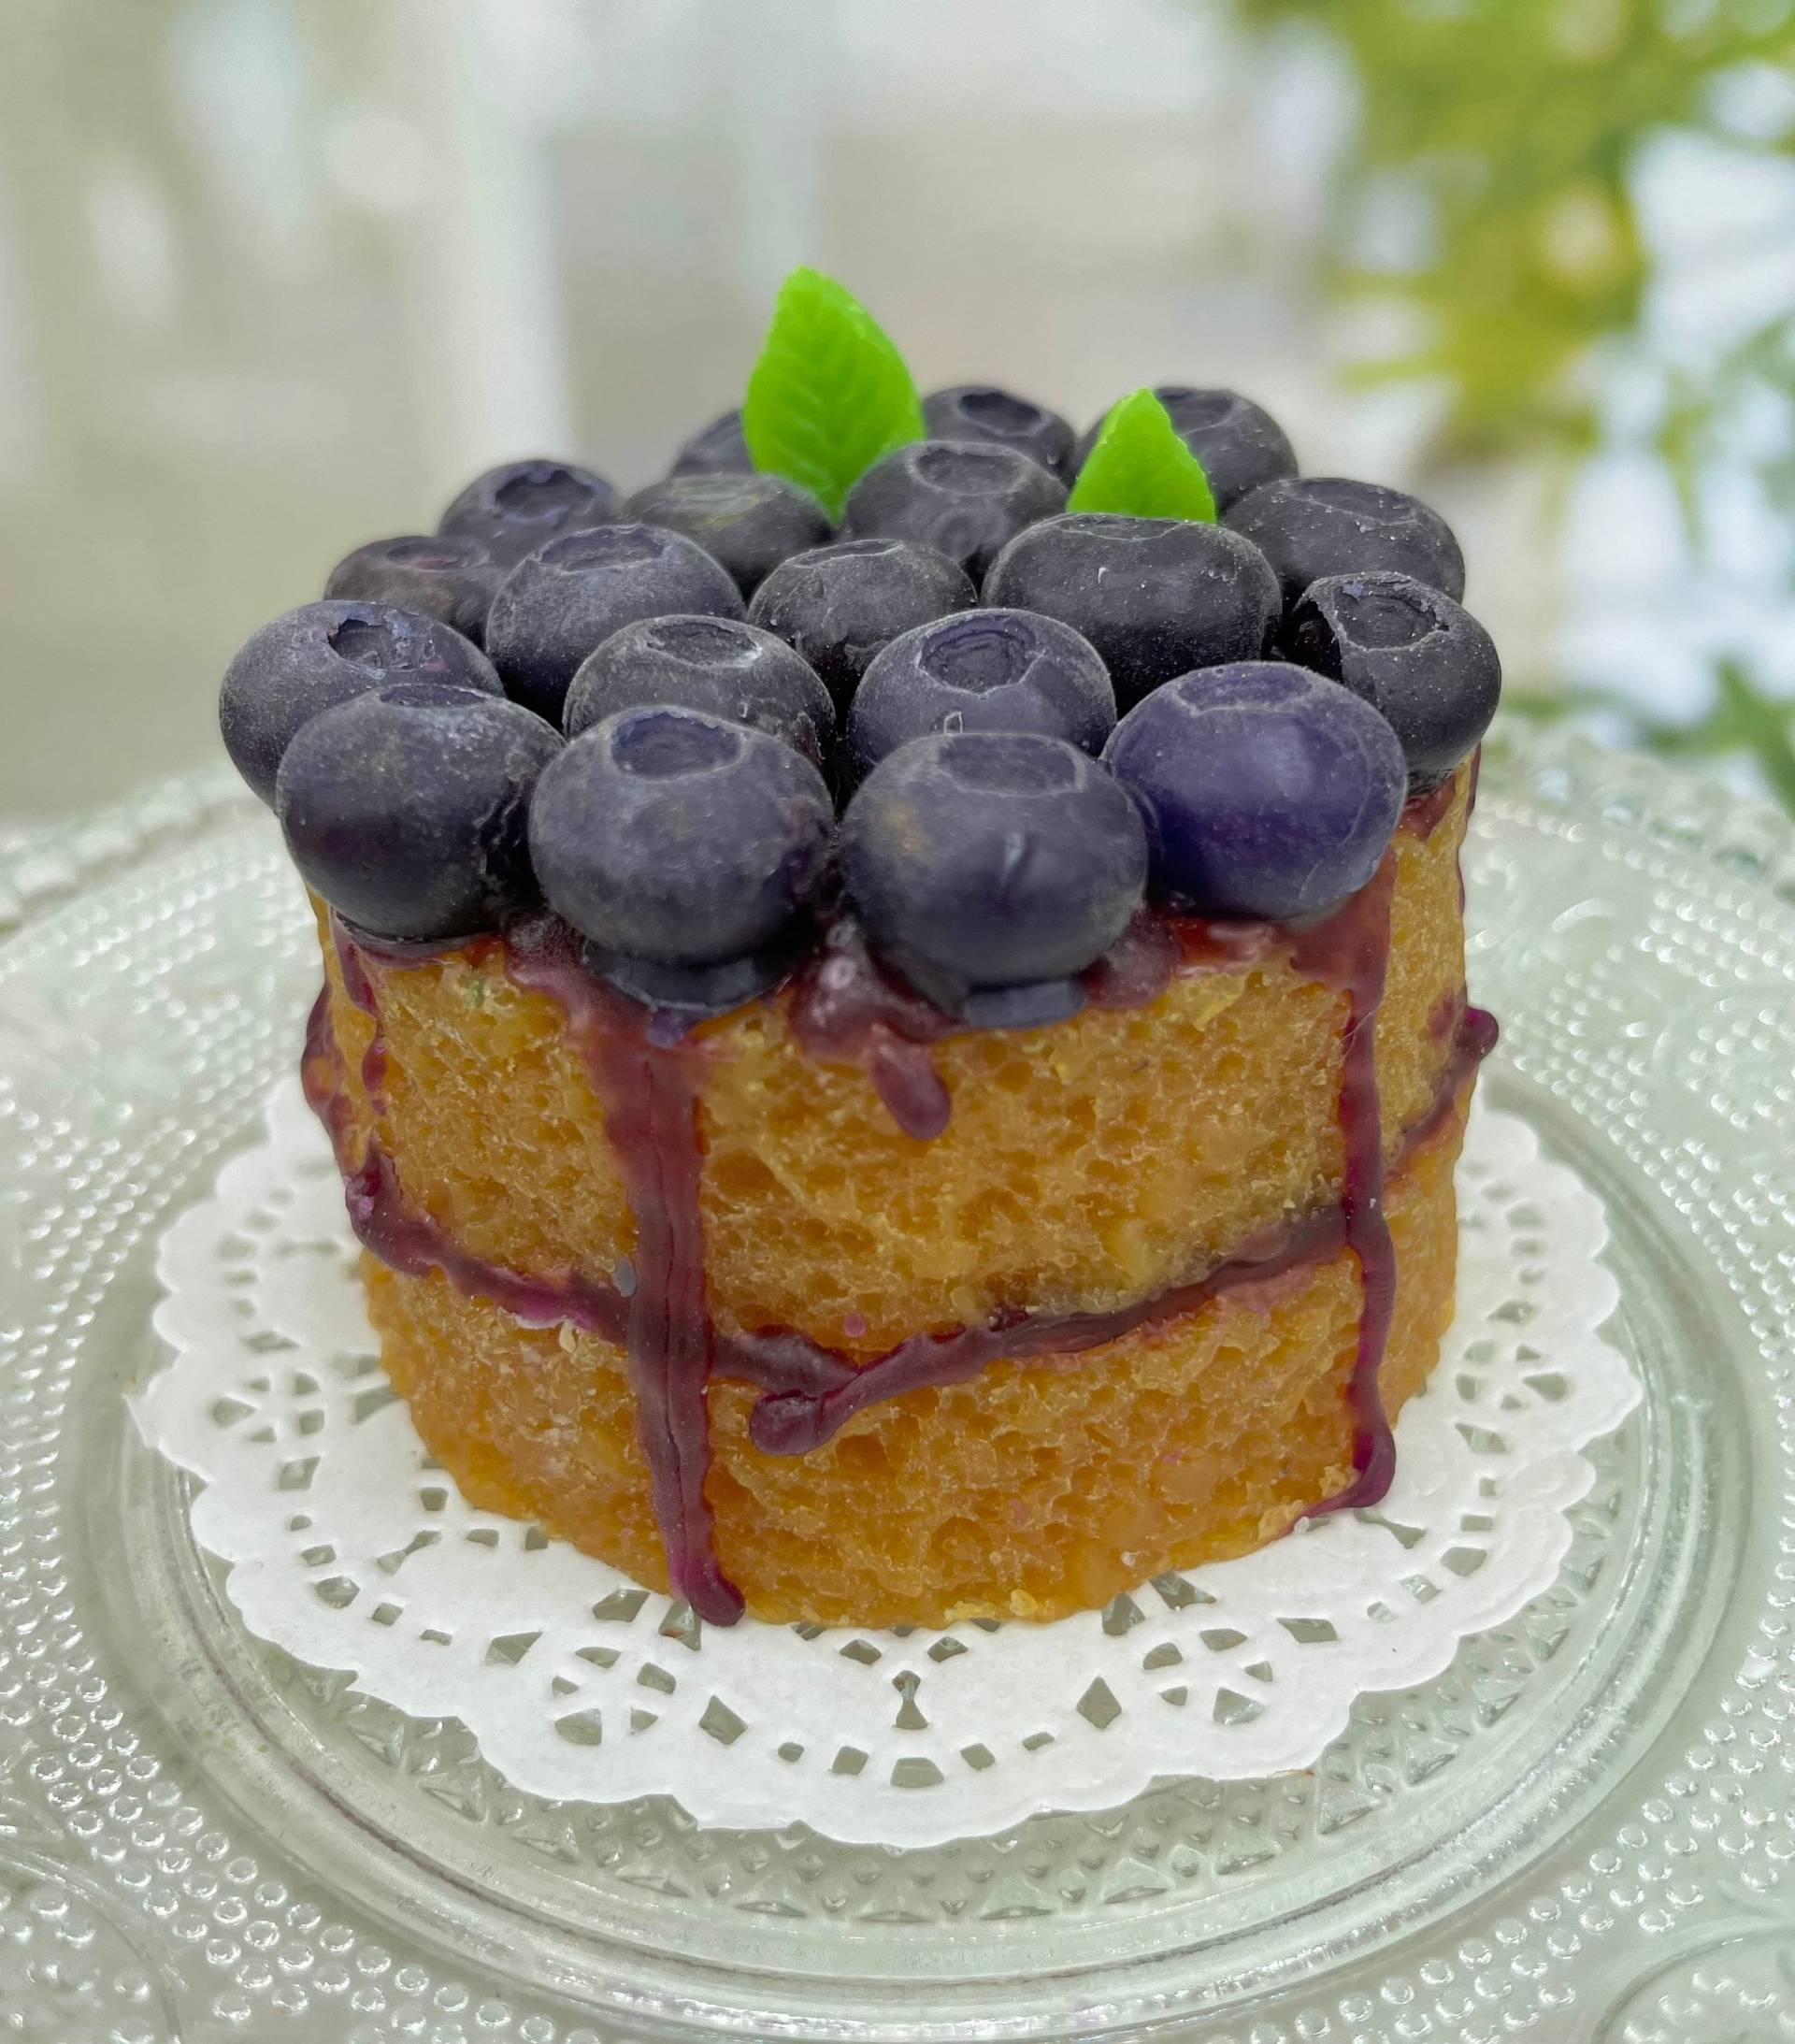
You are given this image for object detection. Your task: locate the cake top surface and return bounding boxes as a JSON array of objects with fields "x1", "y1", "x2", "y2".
[{"x1": 220, "y1": 266, "x2": 1501, "y2": 1024}]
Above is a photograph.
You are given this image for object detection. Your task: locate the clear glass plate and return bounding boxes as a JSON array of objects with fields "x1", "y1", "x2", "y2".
[{"x1": 0, "y1": 728, "x2": 1791, "y2": 2044}]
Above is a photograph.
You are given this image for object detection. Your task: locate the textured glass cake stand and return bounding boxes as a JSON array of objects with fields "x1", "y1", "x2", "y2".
[{"x1": 1, "y1": 728, "x2": 1792, "y2": 2043}]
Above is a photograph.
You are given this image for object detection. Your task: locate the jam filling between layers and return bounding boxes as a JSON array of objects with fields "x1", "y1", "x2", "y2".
[{"x1": 303, "y1": 784, "x2": 1495, "y2": 1626}]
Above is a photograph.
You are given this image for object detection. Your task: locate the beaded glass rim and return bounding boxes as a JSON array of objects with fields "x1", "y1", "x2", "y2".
[{"x1": 0, "y1": 723, "x2": 1790, "y2": 2042}]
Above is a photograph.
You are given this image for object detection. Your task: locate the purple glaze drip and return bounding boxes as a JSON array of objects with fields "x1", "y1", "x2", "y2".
[
  {"x1": 745, "y1": 1204, "x2": 1351, "y2": 1456},
  {"x1": 329, "y1": 913, "x2": 388, "y2": 1104},
  {"x1": 330, "y1": 920, "x2": 379, "y2": 1015},
  {"x1": 499, "y1": 915, "x2": 745, "y2": 1624},
  {"x1": 302, "y1": 984, "x2": 348, "y2": 1148},
  {"x1": 1462, "y1": 1001, "x2": 1500, "y2": 1067},
  {"x1": 1295, "y1": 756, "x2": 1481, "y2": 1515},
  {"x1": 786, "y1": 921, "x2": 955, "y2": 1139},
  {"x1": 598, "y1": 1030, "x2": 745, "y2": 1622},
  {"x1": 1402, "y1": 775, "x2": 1458, "y2": 842},
  {"x1": 352, "y1": 1146, "x2": 630, "y2": 1340},
  {"x1": 1294, "y1": 859, "x2": 1400, "y2": 1514},
  {"x1": 1410, "y1": 1002, "x2": 1498, "y2": 1158},
  {"x1": 303, "y1": 977, "x2": 630, "y2": 1342}
]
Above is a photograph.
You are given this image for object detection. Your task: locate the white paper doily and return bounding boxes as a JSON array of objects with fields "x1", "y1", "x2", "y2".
[{"x1": 134, "y1": 1076, "x2": 1638, "y2": 1849}]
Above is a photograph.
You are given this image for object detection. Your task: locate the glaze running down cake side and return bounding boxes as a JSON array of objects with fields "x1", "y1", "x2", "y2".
[{"x1": 219, "y1": 270, "x2": 1501, "y2": 1627}]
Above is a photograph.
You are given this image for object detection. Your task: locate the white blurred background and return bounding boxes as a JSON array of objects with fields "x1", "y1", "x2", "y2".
[{"x1": 2, "y1": 0, "x2": 1792, "y2": 817}]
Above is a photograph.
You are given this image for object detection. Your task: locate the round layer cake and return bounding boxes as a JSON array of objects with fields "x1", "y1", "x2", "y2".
[
  {"x1": 217, "y1": 281, "x2": 1501, "y2": 1628},
  {"x1": 303, "y1": 770, "x2": 1486, "y2": 1627}
]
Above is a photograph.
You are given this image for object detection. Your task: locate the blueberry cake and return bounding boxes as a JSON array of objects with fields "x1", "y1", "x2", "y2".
[{"x1": 219, "y1": 272, "x2": 1499, "y2": 1628}]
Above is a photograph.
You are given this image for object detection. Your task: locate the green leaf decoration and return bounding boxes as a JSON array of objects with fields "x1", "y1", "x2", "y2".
[
  {"x1": 741, "y1": 268, "x2": 926, "y2": 520},
  {"x1": 1067, "y1": 389, "x2": 1217, "y2": 522}
]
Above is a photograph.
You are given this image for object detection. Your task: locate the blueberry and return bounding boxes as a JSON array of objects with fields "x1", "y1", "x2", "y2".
[
  {"x1": 922, "y1": 385, "x2": 1076, "y2": 478},
  {"x1": 841, "y1": 439, "x2": 1067, "y2": 583},
  {"x1": 484, "y1": 523, "x2": 744, "y2": 724},
  {"x1": 1224, "y1": 476, "x2": 1465, "y2": 612},
  {"x1": 275, "y1": 683, "x2": 562, "y2": 942},
  {"x1": 220, "y1": 599, "x2": 501, "y2": 805},
  {"x1": 847, "y1": 609, "x2": 1114, "y2": 774},
  {"x1": 438, "y1": 458, "x2": 619, "y2": 566},
  {"x1": 1074, "y1": 388, "x2": 1297, "y2": 511},
  {"x1": 1284, "y1": 571, "x2": 1501, "y2": 792},
  {"x1": 983, "y1": 512, "x2": 1280, "y2": 709},
  {"x1": 620, "y1": 472, "x2": 832, "y2": 596},
  {"x1": 671, "y1": 407, "x2": 753, "y2": 477},
  {"x1": 323, "y1": 533, "x2": 504, "y2": 645},
  {"x1": 747, "y1": 538, "x2": 976, "y2": 709},
  {"x1": 563, "y1": 614, "x2": 835, "y2": 769},
  {"x1": 840, "y1": 731, "x2": 1147, "y2": 1000},
  {"x1": 529, "y1": 706, "x2": 833, "y2": 974},
  {"x1": 1102, "y1": 660, "x2": 1405, "y2": 920}
]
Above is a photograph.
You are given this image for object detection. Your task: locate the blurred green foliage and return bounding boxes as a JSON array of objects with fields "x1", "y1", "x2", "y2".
[
  {"x1": 1507, "y1": 660, "x2": 1795, "y2": 807},
  {"x1": 1234, "y1": 0, "x2": 1792, "y2": 453},
  {"x1": 1234, "y1": 0, "x2": 1795, "y2": 802}
]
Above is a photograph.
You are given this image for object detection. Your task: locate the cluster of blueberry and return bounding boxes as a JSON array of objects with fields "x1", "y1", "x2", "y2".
[{"x1": 219, "y1": 381, "x2": 1500, "y2": 1017}]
